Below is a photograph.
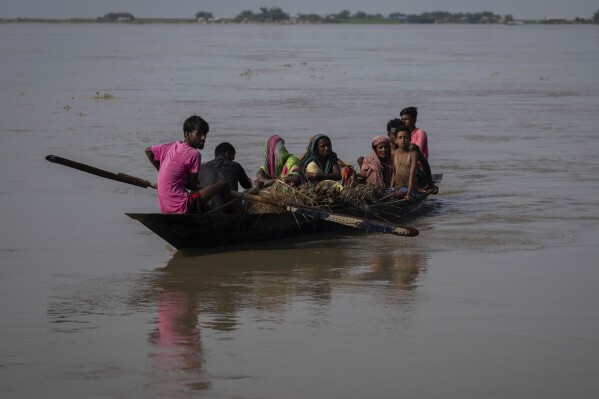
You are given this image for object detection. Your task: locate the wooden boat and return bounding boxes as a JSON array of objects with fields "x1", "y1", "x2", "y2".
[
  {"x1": 126, "y1": 176, "x2": 441, "y2": 250},
  {"x1": 126, "y1": 211, "x2": 336, "y2": 250},
  {"x1": 43, "y1": 154, "x2": 441, "y2": 250}
]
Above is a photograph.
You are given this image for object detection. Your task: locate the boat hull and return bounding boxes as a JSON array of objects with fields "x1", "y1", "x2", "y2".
[
  {"x1": 126, "y1": 211, "x2": 344, "y2": 250},
  {"x1": 127, "y1": 174, "x2": 441, "y2": 250}
]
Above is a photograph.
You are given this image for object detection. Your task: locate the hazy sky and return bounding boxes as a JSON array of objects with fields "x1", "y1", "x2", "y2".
[{"x1": 1, "y1": 0, "x2": 597, "y2": 20}]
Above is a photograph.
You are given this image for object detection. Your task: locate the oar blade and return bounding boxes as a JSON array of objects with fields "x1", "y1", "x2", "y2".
[
  {"x1": 329, "y1": 214, "x2": 419, "y2": 237},
  {"x1": 290, "y1": 206, "x2": 419, "y2": 237}
]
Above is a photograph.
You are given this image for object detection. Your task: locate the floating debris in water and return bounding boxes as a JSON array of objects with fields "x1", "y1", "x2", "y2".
[
  {"x1": 93, "y1": 92, "x2": 114, "y2": 100},
  {"x1": 240, "y1": 68, "x2": 256, "y2": 77}
]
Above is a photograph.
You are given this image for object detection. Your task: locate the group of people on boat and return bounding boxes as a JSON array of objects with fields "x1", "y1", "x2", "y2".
[{"x1": 145, "y1": 107, "x2": 438, "y2": 214}]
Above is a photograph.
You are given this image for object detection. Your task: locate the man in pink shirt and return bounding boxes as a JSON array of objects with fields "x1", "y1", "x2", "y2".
[
  {"x1": 145, "y1": 115, "x2": 230, "y2": 214},
  {"x1": 400, "y1": 106, "x2": 429, "y2": 159}
]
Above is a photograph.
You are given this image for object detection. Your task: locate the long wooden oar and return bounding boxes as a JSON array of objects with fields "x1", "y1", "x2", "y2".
[
  {"x1": 45, "y1": 154, "x2": 419, "y2": 237},
  {"x1": 45, "y1": 155, "x2": 158, "y2": 189}
]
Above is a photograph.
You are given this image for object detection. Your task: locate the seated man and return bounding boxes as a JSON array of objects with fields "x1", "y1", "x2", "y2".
[
  {"x1": 400, "y1": 106, "x2": 429, "y2": 159},
  {"x1": 199, "y1": 142, "x2": 252, "y2": 212},
  {"x1": 200, "y1": 142, "x2": 252, "y2": 192},
  {"x1": 145, "y1": 114, "x2": 231, "y2": 214}
]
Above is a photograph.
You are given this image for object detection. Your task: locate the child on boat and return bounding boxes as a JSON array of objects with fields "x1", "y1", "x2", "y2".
[
  {"x1": 299, "y1": 134, "x2": 342, "y2": 185},
  {"x1": 386, "y1": 118, "x2": 404, "y2": 151},
  {"x1": 145, "y1": 114, "x2": 231, "y2": 214},
  {"x1": 390, "y1": 128, "x2": 419, "y2": 201},
  {"x1": 390, "y1": 127, "x2": 438, "y2": 201},
  {"x1": 255, "y1": 135, "x2": 303, "y2": 188},
  {"x1": 390, "y1": 123, "x2": 437, "y2": 194}
]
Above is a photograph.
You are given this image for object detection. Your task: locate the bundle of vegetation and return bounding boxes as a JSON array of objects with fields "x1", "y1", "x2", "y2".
[{"x1": 246, "y1": 179, "x2": 389, "y2": 214}]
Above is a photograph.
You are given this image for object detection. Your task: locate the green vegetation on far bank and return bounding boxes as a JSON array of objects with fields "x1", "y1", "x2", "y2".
[
  {"x1": 0, "y1": 18, "x2": 199, "y2": 24},
  {"x1": 2, "y1": 7, "x2": 599, "y2": 25}
]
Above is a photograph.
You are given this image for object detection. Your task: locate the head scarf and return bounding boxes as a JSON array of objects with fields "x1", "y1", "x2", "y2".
[
  {"x1": 260, "y1": 135, "x2": 301, "y2": 179},
  {"x1": 299, "y1": 134, "x2": 339, "y2": 174},
  {"x1": 360, "y1": 135, "x2": 393, "y2": 188}
]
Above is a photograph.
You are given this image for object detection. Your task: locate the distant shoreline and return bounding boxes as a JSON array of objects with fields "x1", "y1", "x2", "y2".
[{"x1": 0, "y1": 18, "x2": 592, "y2": 25}]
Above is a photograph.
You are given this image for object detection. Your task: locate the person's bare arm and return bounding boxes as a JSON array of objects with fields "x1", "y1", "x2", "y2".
[
  {"x1": 198, "y1": 180, "x2": 230, "y2": 204},
  {"x1": 283, "y1": 174, "x2": 303, "y2": 187},
  {"x1": 145, "y1": 147, "x2": 160, "y2": 171},
  {"x1": 238, "y1": 165, "x2": 253, "y2": 190},
  {"x1": 406, "y1": 151, "x2": 419, "y2": 201},
  {"x1": 256, "y1": 169, "x2": 276, "y2": 187},
  {"x1": 305, "y1": 163, "x2": 342, "y2": 182}
]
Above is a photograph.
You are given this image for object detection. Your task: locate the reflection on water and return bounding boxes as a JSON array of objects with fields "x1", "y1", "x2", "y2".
[
  {"x1": 121, "y1": 243, "x2": 428, "y2": 395},
  {"x1": 148, "y1": 290, "x2": 207, "y2": 392},
  {"x1": 353, "y1": 251, "x2": 426, "y2": 289}
]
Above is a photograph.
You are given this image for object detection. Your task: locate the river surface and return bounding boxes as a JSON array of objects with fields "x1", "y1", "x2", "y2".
[{"x1": 1, "y1": 23, "x2": 599, "y2": 398}]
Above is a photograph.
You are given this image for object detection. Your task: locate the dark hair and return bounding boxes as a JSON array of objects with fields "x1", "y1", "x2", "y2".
[
  {"x1": 214, "y1": 142, "x2": 235, "y2": 157},
  {"x1": 183, "y1": 115, "x2": 209, "y2": 135},
  {"x1": 399, "y1": 106, "x2": 418, "y2": 120},
  {"x1": 386, "y1": 118, "x2": 405, "y2": 133}
]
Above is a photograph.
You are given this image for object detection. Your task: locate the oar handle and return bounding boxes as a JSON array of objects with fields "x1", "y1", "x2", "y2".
[
  {"x1": 118, "y1": 173, "x2": 157, "y2": 189},
  {"x1": 45, "y1": 155, "x2": 156, "y2": 189}
]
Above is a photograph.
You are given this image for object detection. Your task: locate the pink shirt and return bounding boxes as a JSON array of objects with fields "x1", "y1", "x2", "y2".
[
  {"x1": 151, "y1": 141, "x2": 200, "y2": 214},
  {"x1": 411, "y1": 128, "x2": 429, "y2": 159}
]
